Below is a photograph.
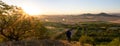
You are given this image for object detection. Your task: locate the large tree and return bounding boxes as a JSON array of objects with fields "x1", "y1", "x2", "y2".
[{"x1": 0, "y1": 1, "x2": 47, "y2": 41}]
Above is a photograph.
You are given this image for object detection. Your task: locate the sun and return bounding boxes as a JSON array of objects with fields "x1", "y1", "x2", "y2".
[
  {"x1": 21, "y1": 5, "x2": 42, "y2": 16},
  {"x1": 22, "y1": 7, "x2": 41, "y2": 15}
]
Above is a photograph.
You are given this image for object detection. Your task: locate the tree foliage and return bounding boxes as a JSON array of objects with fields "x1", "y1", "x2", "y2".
[{"x1": 0, "y1": 1, "x2": 47, "y2": 41}]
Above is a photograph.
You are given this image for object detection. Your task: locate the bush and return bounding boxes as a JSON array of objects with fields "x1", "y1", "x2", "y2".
[
  {"x1": 107, "y1": 38, "x2": 120, "y2": 46},
  {"x1": 79, "y1": 35, "x2": 95, "y2": 45}
]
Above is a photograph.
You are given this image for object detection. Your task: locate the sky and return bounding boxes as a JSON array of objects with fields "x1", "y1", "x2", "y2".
[{"x1": 2, "y1": 0, "x2": 120, "y2": 15}]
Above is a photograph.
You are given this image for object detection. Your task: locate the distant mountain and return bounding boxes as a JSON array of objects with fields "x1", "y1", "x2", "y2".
[
  {"x1": 80, "y1": 13, "x2": 120, "y2": 17},
  {"x1": 39, "y1": 13, "x2": 120, "y2": 24},
  {"x1": 110, "y1": 13, "x2": 120, "y2": 16},
  {"x1": 98, "y1": 13, "x2": 110, "y2": 15}
]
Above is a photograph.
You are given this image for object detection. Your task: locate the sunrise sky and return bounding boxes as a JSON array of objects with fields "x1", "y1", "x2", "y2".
[{"x1": 2, "y1": 0, "x2": 120, "y2": 15}]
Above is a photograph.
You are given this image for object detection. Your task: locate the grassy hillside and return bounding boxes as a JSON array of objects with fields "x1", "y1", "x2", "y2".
[{"x1": 44, "y1": 22, "x2": 120, "y2": 46}]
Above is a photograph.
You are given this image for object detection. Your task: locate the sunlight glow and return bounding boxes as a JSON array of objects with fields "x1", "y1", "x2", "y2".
[{"x1": 21, "y1": 4, "x2": 42, "y2": 16}]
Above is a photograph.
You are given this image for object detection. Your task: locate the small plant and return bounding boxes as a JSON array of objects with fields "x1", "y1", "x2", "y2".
[{"x1": 79, "y1": 35, "x2": 95, "y2": 46}]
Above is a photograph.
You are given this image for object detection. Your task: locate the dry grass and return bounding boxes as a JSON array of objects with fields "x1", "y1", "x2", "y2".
[
  {"x1": 0, "y1": 39, "x2": 68, "y2": 46},
  {"x1": 0, "y1": 39, "x2": 92, "y2": 46}
]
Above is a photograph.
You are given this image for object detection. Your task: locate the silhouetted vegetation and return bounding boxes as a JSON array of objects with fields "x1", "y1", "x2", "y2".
[{"x1": 0, "y1": 1, "x2": 48, "y2": 41}]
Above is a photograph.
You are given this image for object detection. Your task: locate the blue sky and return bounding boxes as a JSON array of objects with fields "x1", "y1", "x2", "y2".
[{"x1": 2, "y1": 0, "x2": 120, "y2": 15}]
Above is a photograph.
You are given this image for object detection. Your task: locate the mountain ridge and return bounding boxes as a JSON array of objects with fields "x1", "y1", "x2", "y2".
[{"x1": 38, "y1": 13, "x2": 120, "y2": 24}]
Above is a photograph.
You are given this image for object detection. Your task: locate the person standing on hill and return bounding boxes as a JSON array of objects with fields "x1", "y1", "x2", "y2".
[{"x1": 66, "y1": 28, "x2": 73, "y2": 42}]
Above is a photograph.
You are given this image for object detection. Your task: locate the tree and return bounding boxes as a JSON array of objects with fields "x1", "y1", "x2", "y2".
[{"x1": 0, "y1": 1, "x2": 47, "y2": 41}]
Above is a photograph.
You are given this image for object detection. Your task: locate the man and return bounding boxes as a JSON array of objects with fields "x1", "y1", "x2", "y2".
[{"x1": 66, "y1": 28, "x2": 73, "y2": 42}]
